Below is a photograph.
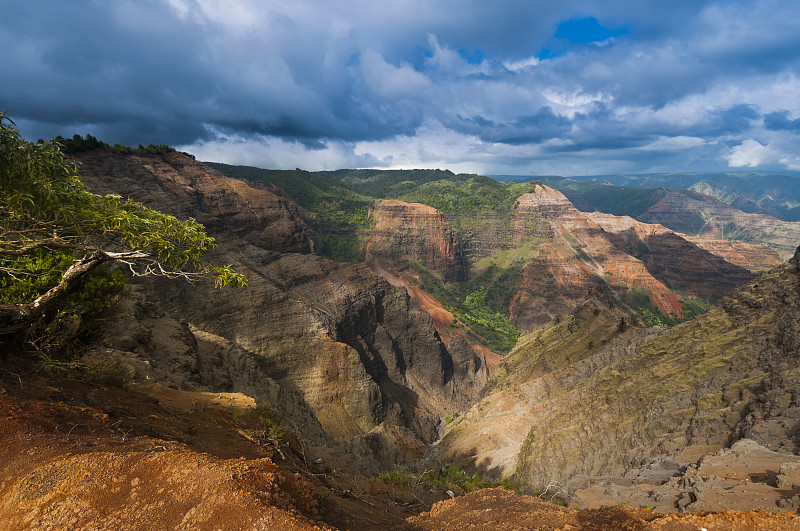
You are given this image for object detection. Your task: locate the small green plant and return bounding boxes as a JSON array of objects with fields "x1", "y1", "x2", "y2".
[
  {"x1": 421, "y1": 464, "x2": 488, "y2": 494},
  {"x1": 88, "y1": 360, "x2": 131, "y2": 388},
  {"x1": 378, "y1": 470, "x2": 412, "y2": 487},
  {"x1": 226, "y1": 405, "x2": 241, "y2": 423},
  {"x1": 444, "y1": 411, "x2": 461, "y2": 424},
  {"x1": 37, "y1": 354, "x2": 69, "y2": 374},
  {"x1": 501, "y1": 477, "x2": 520, "y2": 493},
  {"x1": 255, "y1": 408, "x2": 286, "y2": 445}
]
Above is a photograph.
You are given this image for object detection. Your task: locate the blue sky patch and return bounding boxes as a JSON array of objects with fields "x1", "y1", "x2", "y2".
[{"x1": 554, "y1": 17, "x2": 629, "y2": 44}]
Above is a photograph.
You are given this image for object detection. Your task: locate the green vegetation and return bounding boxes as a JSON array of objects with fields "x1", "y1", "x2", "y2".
[
  {"x1": 52, "y1": 133, "x2": 177, "y2": 156},
  {"x1": 624, "y1": 287, "x2": 710, "y2": 327},
  {"x1": 327, "y1": 168, "x2": 458, "y2": 199},
  {"x1": 421, "y1": 464, "x2": 488, "y2": 493},
  {"x1": 206, "y1": 164, "x2": 376, "y2": 262},
  {"x1": 409, "y1": 261, "x2": 520, "y2": 353},
  {"x1": 369, "y1": 463, "x2": 514, "y2": 500},
  {"x1": 398, "y1": 174, "x2": 539, "y2": 215},
  {"x1": 377, "y1": 470, "x2": 413, "y2": 487},
  {"x1": 226, "y1": 405, "x2": 242, "y2": 423},
  {"x1": 258, "y1": 408, "x2": 285, "y2": 444},
  {"x1": 680, "y1": 297, "x2": 710, "y2": 320},
  {"x1": 0, "y1": 113, "x2": 245, "y2": 344},
  {"x1": 444, "y1": 411, "x2": 460, "y2": 424},
  {"x1": 462, "y1": 287, "x2": 520, "y2": 350}
]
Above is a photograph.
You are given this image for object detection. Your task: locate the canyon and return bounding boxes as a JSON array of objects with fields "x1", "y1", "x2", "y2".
[
  {"x1": 2, "y1": 148, "x2": 798, "y2": 529},
  {"x1": 73, "y1": 150, "x2": 488, "y2": 473}
]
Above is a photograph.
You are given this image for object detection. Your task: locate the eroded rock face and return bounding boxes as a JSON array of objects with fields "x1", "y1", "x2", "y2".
[
  {"x1": 75, "y1": 150, "x2": 314, "y2": 254},
  {"x1": 683, "y1": 237, "x2": 782, "y2": 272},
  {"x1": 75, "y1": 149, "x2": 485, "y2": 470},
  {"x1": 638, "y1": 190, "x2": 800, "y2": 260},
  {"x1": 441, "y1": 248, "x2": 800, "y2": 496},
  {"x1": 507, "y1": 185, "x2": 756, "y2": 327},
  {"x1": 365, "y1": 186, "x2": 759, "y2": 336},
  {"x1": 366, "y1": 200, "x2": 465, "y2": 281},
  {"x1": 586, "y1": 212, "x2": 756, "y2": 300}
]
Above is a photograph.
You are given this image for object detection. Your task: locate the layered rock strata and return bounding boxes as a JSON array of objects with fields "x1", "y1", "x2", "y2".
[
  {"x1": 441, "y1": 247, "x2": 800, "y2": 502},
  {"x1": 638, "y1": 190, "x2": 800, "y2": 260},
  {"x1": 75, "y1": 149, "x2": 486, "y2": 470},
  {"x1": 365, "y1": 185, "x2": 761, "y2": 336},
  {"x1": 507, "y1": 185, "x2": 756, "y2": 327},
  {"x1": 366, "y1": 200, "x2": 465, "y2": 281}
]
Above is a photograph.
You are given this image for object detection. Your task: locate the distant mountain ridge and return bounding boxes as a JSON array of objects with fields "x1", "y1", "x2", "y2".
[
  {"x1": 494, "y1": 171, "x2": 800, "y2": 222},
  {"x1": 493, "y1": 175, "x2": 800, "y2": 260}
]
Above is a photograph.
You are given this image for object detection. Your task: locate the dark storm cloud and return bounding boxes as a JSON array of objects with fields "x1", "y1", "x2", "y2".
[
  {"x1": 449, "y1": 107, "x2": 572, "y2": 145},
  {"x1": 2, "y1": 0, "x2": 799, "y2": 173},
  {"x1": 764, "y1": 111, "x2": 800, "y2": 133}
]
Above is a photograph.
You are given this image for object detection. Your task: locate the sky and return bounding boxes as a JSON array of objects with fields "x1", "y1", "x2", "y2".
[{"x1": 2, "y1": 0, "x2": 800, "y2": 176}]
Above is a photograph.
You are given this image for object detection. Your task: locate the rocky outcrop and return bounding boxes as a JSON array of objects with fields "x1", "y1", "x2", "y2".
[
  {"x1": 683, "y1": 236, "x2": 782, "y2": 272},
  {"x1": 75, "y1": 150, "x2": 486, "y2": 470},
  {"x1": 638, "y1": 190, "x2": 800, "y2": 260},
  {"x1": 366, "y1": 200, "x2": 465, "y2": 281},
  {"x1": 586, "y1": 212, "x2": 755, "y2": 300},
  {"x1": 74, "y1": 150, "x2": 314, "y2": 254},
  {"x1": 441, "y1": 248, "x2": 800, "y2": 497},
  {"x1": 506, "y1": 185, "x2": 756, "y2": 325},
  {"x1": 569, "y1": 439, "x2": 800, "y2": 513},
  {"x1": 513, "y1": 187, "x2": 684, "y2": 318},
  {"x1": 407, "y1": 486, "x2": 800, "y2": 528}
]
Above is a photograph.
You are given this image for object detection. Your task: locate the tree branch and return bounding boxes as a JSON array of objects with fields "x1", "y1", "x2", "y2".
[
  {"x1": 0, "y1": 237, "x2": 75, "y2": 255},
  {"x1": 0, "y1": 251, "x2": 113, "y2": 334}
]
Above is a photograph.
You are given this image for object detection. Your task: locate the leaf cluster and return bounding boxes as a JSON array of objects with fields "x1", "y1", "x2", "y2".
[
  {"x1": 1, "y1": 113, "x2": 245, "y2": 291},
  {"x1": 421, "y1": 464, "x2": 488, "y2": 493}
]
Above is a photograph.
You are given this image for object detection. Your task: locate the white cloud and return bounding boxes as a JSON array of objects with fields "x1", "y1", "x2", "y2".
[
  {"x1": 542, "y1": 89, "x2": 612, "y2": 118},
  {"x1": 180, "y1": 127, "x2": 379, "y2": 171},
  {"x1": 726, "y1": 139, "x2": 779, "y2": 167},
  {"x1": 725, "y1": 136, "x2": 800, "y2": 170},
  {"x1": 359, "y1": 49, "x2": 432, "y2": 101},
  {"x1": 639, "y1": 136, "x2": 706, "y2": 151},
  {"x1": 503, "y1": 56, "x2": 540, "y2": 71}
]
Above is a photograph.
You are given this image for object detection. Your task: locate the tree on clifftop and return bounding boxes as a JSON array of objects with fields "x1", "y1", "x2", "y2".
[{"x1": 0, "y1": 112, "x2": 245, "y2": 336}]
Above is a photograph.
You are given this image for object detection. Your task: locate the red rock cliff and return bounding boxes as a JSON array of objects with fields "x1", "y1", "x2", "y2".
[{"x1": 366, "y1": 199, "x2": 465, "y2": 281}]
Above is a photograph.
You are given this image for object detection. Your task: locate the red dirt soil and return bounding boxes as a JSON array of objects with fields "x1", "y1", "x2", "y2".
[{"x1": 2, "y1": 365, "x2": 799, "y2": 530}]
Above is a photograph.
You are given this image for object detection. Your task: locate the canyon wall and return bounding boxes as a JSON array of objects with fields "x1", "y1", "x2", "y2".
[
  {"x1": 441, "y1": 248, "x2": 800, "y2": 494},
  {"x1": 75, "y1": 149, "x2": 486, "y2": 470}
]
